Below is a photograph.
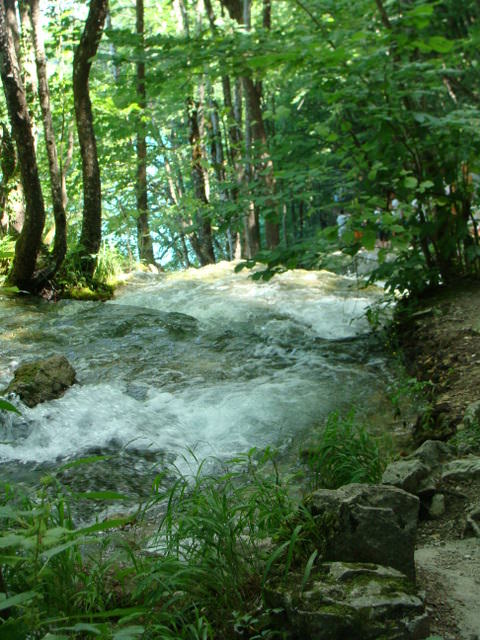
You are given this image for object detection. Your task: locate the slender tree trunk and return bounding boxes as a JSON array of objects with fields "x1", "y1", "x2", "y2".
[
  {"x1": 162, "y1": 140, "x2": 199, "y2": 267},
  {"x1": 135, "y1": 0, "x2": 155, "y2": 265},
  {"x1": 0, "y1": 122, "x2": 16, "y2": 233},
  {"x1": 3, "y1": 0, "x2": 25, "y2": 235},
  {"x1": 73, "y1": 0, "x2": 108, "y2": 277},
  {"x1": 60, "y1": 126, "x2": 73, "y2": 210},
  {"x1": 29, "y1": 0, "x2": 66, "y2": 271},
  {"x1": 243, "y1": 81, "x2": 260, "y2": 258},
  {"x1": 0, "y1": 0, "x2": 45, "y2": 291},
  {"x1": 18, "y1": 0, "x2": 36, "y2": 102},
  {"x1": 106, "y1": 10, "x2": 120, "y2": 82},
  {"x1": 203, "y1": 1, "x2": 244, "y2": 258},
  {"x1": 222, "y1": 0, "x2": 279, "y2": 250},
  {"x1": 221, "y1": 75, "x2": 244, "y2": 257},
  {"x1": 188, "y1": 99, "x2": 215, "y2": 265},
  {"x1": 174, "y1": 0, "x2": 214, "y2": 266}
]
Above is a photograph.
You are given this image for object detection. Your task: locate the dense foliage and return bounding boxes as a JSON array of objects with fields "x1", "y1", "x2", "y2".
[{"x1": 0, "y1": 0, "x2": 477, "y2": 294}]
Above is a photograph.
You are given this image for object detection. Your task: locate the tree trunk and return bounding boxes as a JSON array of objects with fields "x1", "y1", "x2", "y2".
[
  {"x1": 222, "y1": 0, "x2": 279, "y2": 250},
  {"x1": 73, "y1": 0, "x2": 108, "y2": 277},
  {"x1": 0, "y1": 122, "x2": 16, "y2": 233},
  {"x1": 243, "y1": 79, "x2": 260, "y2": 258},
  {"x1": 188, "y1": 99, "x2": 215, "y2": 265},
  {"x1": 0, "y1": 0, "x2": 45, "y2": 291},
  {"x1": 29, "y1": 0, "x2": 66, "y2": 271},
  {"x1": 135, "y1": 0, "x2": 155, "y2": 265},
  {"x1": 18, "y1": 0, "x2": 37, "y2": 103},
  {"x1": 202, "y1": 2, "x2": 243, "y2": 258}
]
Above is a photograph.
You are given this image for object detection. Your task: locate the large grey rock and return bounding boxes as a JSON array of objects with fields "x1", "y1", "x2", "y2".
[
  {"x1": 406, "y1": 440, "x2": 450, "y2": 469},
  {"x1": 5, "y1": 355, "x2": 76, "y2": 407},
  {"x1": 264, "y1": 561, "x2": 428, "y2": 640},
  {"x1": 307, "y1": 484, "x2": 419, "y2": 579},
  {"x1": 441, "y1": 458, "x2": 480, "y2": 482},
  {"x1": 382, "y1": 459, "x2": 432, "y2": 495}
]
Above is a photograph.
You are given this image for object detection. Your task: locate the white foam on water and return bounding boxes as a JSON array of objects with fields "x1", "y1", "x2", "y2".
[
  {"x1": 113, "y1": 262, "x2": 375, "y2": 339},
  {"x1": 0, "y1": 263, "x2": 384, "y2": 469}
]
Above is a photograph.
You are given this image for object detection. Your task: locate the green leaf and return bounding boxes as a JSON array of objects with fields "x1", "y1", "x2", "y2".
[
  {"x1": 404, "y1": 176, "x2": 418, "y2": 189},
  {"x1": 0, "y1": 399, "x2": 20, "y2": 415},
  {"x1": 0, "y1": 591, "x2": 38, "y2": 611},
  {"x1": 113, "y1": 626, "x2": 145, "y2": 640},
  {"x1": 60, "y1": 623, "x2": 102, "y2": 635},
  {"x1": 407, "y1": 3, "x2": 434, "y2": 17},
  {"x1": 419, "y1": 180, "x2": 434, "y2": 193},
  {"x1": 72, "y1": 491, "x2": 129, "y2": 501},
  {"x1": 300, "y1": 550, "x2": 318, "y2": 593},
  {"x1": 362, "y1": 229, "x2": 377, "y2": 251},
  {"x1": 58, "y1": 455, "x2": 109, "y2": 472},
  {"x1": 0, "y1": 534, "x2": 35, "y2": 550},
  {"x1": 428, "y1": 36, "x2": 454, "y2": 53},
  {"x1": 261, "y1": 541, "x2": 289, "y2": 590}
]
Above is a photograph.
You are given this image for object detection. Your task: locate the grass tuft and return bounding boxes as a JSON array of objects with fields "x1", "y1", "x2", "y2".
[{"x1": 302, "y1": 409, "x2": 390, "y2": 489}]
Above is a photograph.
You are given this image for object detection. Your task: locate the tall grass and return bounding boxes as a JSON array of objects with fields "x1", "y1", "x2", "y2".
[
  {"x1": 0, "y1": 410, "x2": 393, "y2": 639},
  {"x1": 302, "y1": 409, "x2": 390, "y2": 489},
  {"x1": 0, "y1": 449, "x2": 303, "y2": 640}
]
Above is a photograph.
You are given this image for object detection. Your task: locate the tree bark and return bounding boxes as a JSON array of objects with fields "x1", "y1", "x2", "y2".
[
  {"x1": 188, "y1": 99, "x2": 215, "y2": 265},
  {"x1": 29, "y1": 0, "x2": 66, "y2": 271},
  {"x1": 0, "y1": 0, "x2": 45, "y2": 291},
  {"x1": 73, "y1": 0, "x2": 108, "y2": 277},
  {"x1": 221, "y1": 0, "x2": 279, "y2": 250},
  {"x1": 17, "y1": 0, "x2": 37, "y2": 102},
  {"x1": 0, "y1": 122, "x2": 16, "y2": 233},
  {"x1": 135, "y1": 0, "x2": 155, "y2": 264}
]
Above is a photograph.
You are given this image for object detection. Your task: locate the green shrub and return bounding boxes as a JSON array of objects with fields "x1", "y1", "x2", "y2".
[{"x1": 302, "y1": 410, "x2": 390, "y2": 489}]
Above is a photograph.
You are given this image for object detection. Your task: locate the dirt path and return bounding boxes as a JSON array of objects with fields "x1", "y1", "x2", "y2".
[{"x1": 416, "y1": 540, "x2": 480, "y2": 639}]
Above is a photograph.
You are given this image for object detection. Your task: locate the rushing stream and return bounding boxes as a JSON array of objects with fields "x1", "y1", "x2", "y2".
[{"x1": 0, "y1": 262, "x2": 391, "y2": 497}]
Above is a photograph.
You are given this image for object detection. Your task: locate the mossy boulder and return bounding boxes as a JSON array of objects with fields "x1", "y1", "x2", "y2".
[
  {"x1": 264, "y1": 562, "x2": 429, "y2": 639},
  {"x1": 4, "y1": 355, "x2": 77, "y2": 407}
]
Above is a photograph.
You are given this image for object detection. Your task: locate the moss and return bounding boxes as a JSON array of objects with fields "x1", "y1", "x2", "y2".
[
  {"x1": 317, "y1": 603, "x2": 353, "y2": 617},
  {"x1": 63, "y1": 285, "x2": 113, "y2": 301}
]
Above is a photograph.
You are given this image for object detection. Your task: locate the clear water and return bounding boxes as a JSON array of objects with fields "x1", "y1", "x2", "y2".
[{"x1": 0, "y1": 262, "x2": 389, "y2": 494}]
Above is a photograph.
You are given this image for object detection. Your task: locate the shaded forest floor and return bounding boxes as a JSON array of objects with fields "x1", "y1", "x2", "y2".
[{"x1": 397, "y1": 281, "x2": 480, "y2": 639}]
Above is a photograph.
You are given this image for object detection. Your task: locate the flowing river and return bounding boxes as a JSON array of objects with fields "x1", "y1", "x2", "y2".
[{"x1": 0, "y1": 262, "x2": 393, "y2": 498}]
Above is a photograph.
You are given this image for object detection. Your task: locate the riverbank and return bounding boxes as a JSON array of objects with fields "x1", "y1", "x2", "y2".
[
  {"x1": 2, "y1": 266, "x2": 480, "y2": 639},
  {"x1": 394, "y1": 280, "x2": 480, "y2": 639}
]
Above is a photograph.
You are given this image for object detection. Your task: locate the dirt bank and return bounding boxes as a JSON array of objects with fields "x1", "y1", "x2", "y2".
[
  {"x1": 396, "y1": 281, "x2": 480, "y2": 640},
  {"x1": 397, "y1": 280, "x2": 480, "y2": 439}
]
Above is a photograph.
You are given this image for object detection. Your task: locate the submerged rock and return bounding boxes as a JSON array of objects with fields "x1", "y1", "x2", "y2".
[
  {"x1": 4, "y1": 355, "x2": 77, "y2": 407},
  {"x1": 306, "y1": 483, "x2": 419, "y2": 579},
  {"x1": 264, "y1": 561, "x2": 429, "y2": 640}
]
